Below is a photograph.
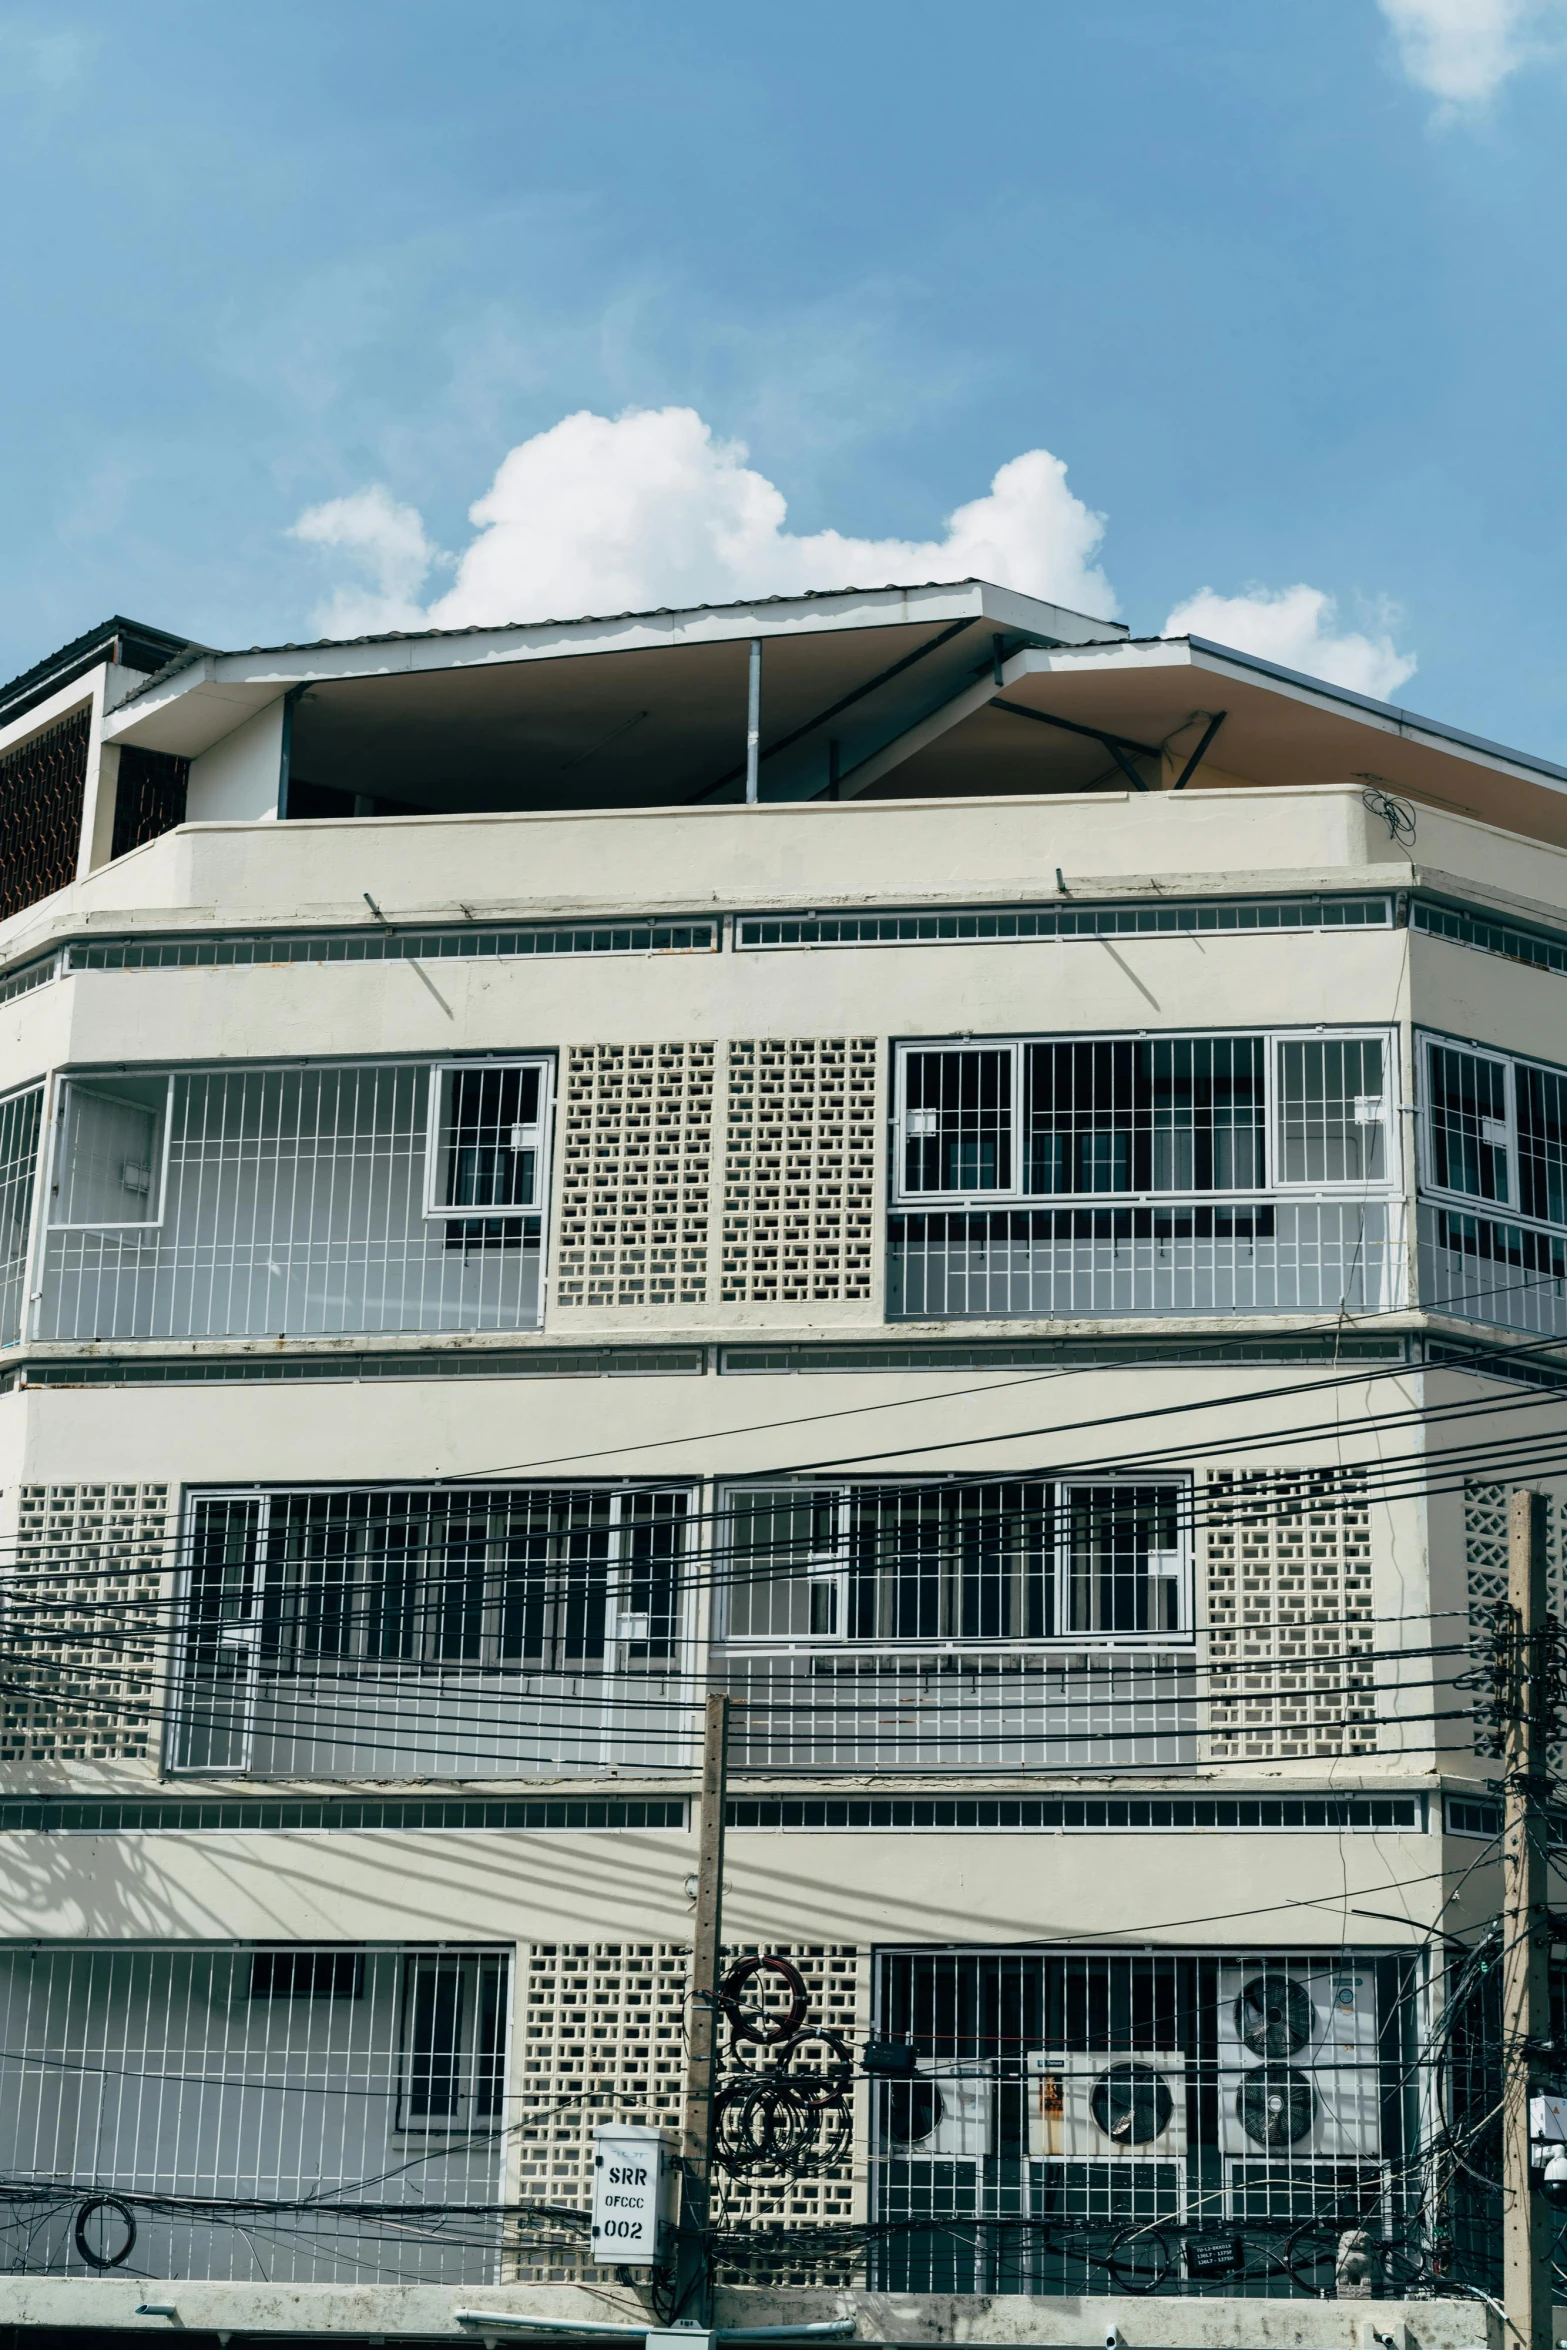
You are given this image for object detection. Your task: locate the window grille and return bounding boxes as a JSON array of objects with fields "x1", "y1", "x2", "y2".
[
  {"x1": 556, "y1": 1043, "x2": 715, "y2": 1308},
  {"x1": 869, "y1": 1945, "x2": 1413, "y2": 2299},
  {"x1": 0, "y1": 706, "x2": 89, "y2": 919},
  {"x1": 721, "y1": 1038, "x2": 877, "y2": 1303},
  {"x1": 37, "y1": 1059, "x2": 549, "y2": 1342},
  {"x1": 168, "y1": 1484, "x2": 696, "y2": 1780},
  {"x1": 720, "y1": 1481, "x2": 1188, "y2": 1644},
  {"x1": 0, "y1": 1942, "x2": 511, "y2": 2282},
  {"x1": 110, "y1": 746, "x2": 188, "y2": 859},
  {"x1": 890, "y1": 1030, "x2": 1399, "y2": 1320},
  {"x1": 1418, "y1": 1031, "x2": 1567, "y2": 1335},
  {"x1": 1203, "y1": 1471, "x2": 1374, "y2": 1763},
  {"x1": 0, "y1": 1083, "x2": 42, "y2": 1346},
  {"x1": 714, "y1": 1480, "x2": 1192, "y2": 1772},
  {"x1": 0, "y1": 1484, "x2": 169, "y2": 1766}
]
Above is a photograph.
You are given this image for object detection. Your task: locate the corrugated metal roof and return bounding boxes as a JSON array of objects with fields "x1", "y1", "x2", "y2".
[
  {"x1": 114, "y1": 578, "x2": 1024, "y2": 702},
  {"x1": 0, "y1": 615, "x2": 200, "y2": 725}
]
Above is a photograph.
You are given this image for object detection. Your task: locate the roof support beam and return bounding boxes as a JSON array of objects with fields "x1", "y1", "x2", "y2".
[
  {"x1": 1170, "y1": 708, "x2": 1228, "y2": 790},
  {"x1": 991, "y1": 695, "x2": 1160, "y2": 792}
]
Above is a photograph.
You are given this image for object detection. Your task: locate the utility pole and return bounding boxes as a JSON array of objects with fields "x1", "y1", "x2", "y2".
[
  {"x1": 677, "y1": 1691, "x2": 730, "y2": 2322},
  {"x1": 1502, "y1": 1488, "x2": 1552, "y2": 2350}
]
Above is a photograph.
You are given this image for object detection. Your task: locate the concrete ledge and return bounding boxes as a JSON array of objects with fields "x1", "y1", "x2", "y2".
[{"x1": 0, "y1": 2282, "x2": 1515, "y2": 2346}]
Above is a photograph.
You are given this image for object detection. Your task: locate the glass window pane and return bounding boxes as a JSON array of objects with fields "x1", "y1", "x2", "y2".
[
  {"x1": 1278, "y1": 1038, "x2": 1385, "y2": 1183},
  {"x1": 1060, "y1": 1485, "x2": 1183, "y2": 1635},
  {"x1": 903, "y1": 1050, "x2": 1012, "y2": 1193},
  {"x1": 1428, "y1": 1045, "x2": 1509, "y2": 1202},
  {"x1": 440, "y1": 1065, "x2": 540, "y2": 1210},
  {"x1": 51, "y1": 1077, "x2": 165, "y2": 1225},
  {"x1": 844, "y1": 1483, "x2": 1050, "y2": 1642}
]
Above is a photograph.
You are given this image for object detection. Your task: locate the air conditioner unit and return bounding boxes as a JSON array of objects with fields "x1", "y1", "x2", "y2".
[
  {"x1": 1027, "y1": 2051, "x2": 1188, "y2": 2160},
  {"x1": 883, "y1": 2059, "x2": 992, "y2": 2159},
  {"x1": 1217, "y1": 1967, "x2": 1380, "y2": 2159}
]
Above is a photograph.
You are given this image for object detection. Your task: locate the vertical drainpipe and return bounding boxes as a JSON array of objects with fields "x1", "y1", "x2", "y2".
[{"x1": 745, "y1": 639, "x2": 762, "y2": 804}]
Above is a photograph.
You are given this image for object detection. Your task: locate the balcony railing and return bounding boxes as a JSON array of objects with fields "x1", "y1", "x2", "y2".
[
  {"x1": 715, "y1": 1646, "x2": 1197, "y2": 1771},
  {"x1": 888, "y1": 1202, "x2": 1404, "y2": 1320}
]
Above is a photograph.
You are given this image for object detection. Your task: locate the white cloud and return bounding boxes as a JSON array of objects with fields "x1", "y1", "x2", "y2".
[
  {"x1": 290, "y1": 404, "x2": 1419, "y2": 701},
  {"x1": 288, "y1": 484, "x2": 442, "y2": 636},
  {"x1": 1161, "y1": 583, "x2": 1417, "y2": 701},
  {"x1": 1377, "y1": 0, "x2": 1558, "y2": 105},
  {"x1": 290, "y1": 405, "x2": 1118, "y2": 636}
]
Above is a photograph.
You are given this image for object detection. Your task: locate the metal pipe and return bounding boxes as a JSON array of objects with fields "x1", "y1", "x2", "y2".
[
  {"x1": 745, "y1": 639, "x2": 762, "y2": 803},
  {"x1": 454, "y1": 2318, "x2": 646, "y2": 2336}
]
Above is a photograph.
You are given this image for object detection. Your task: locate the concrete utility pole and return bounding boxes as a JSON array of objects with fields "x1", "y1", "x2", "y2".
[
  {"x1": 678, "y1": 1691, "x2": 730, "y2": 2320},
  {"x1": 1502, "y1": 1488, "x2": 1552, "y2": 2350}
]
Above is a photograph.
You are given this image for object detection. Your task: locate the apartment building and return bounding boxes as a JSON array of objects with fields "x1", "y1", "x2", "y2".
[{"x1": 0, "y1": 581, "x2": 1556, "y2": 2338}]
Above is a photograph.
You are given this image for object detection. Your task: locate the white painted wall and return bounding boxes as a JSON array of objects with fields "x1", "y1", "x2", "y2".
[{"x1": 184, "y1": 695, "x2": 286, "y2": 823}]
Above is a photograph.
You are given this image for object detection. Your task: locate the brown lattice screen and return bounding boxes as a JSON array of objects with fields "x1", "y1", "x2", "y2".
[
  {"x1": 111, "y1": 746, "x2": 189, "y2": 859},
  {"x1": 0, "y1": 707, "x2": 89, "y2": 917}
]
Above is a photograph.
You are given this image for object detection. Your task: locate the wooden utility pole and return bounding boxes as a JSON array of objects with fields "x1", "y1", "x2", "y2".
[
  {"x1": 677, "y1": 1691, "x2": 730, "y2": 2321},
  {"x1": 1502, "y1": 1488, "x2": 1552, "y2": 2350}
]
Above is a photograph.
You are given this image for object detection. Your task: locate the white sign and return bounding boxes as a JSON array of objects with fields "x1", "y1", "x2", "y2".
[{"x1": 590, "y1": 2124, "x2": 672, "y2": 2265}]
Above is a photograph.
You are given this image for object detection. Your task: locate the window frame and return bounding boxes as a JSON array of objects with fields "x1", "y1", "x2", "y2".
[
  {"x1": 714, "y1": 1475, "x2": 1193, "y2": 1652},
  {"x1": 46, "y1": 1070, "x2": 173, "y2": 1231},
  {"x1": 1417, "y1": 1031, "x2": 1523, "y2": 1218},
  {"x1": 891, "y1": 1029, "x2": 1398, "y2": 1210},
  {"x1": 422, "y1": 1055, "x2": 553, "y2": 1226},
  {"x1": 395, "y1": 1948, "x2": 511, "y2": 2138}
]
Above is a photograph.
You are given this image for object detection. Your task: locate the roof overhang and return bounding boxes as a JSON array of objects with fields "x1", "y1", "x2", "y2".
[
  {"x1": 102, "y1": 580, "x2": 1126, "y2": 761},
  {"x1": 838, "y1": 635, "x2": 1567, "y2": 843}
]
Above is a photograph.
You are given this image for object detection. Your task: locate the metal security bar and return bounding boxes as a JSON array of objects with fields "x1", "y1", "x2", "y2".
[
  {"x1": 889, "y1": 1203, "x2": 1402, "y2": 1319},
  {"x1": 169, "y1": 1485, "x2": 697, "y2": 1779},
  {"x1": 36, "y1": 1059, "x2": 551, "y2": 1342},
  {"x1": 0, "y1": 1084, "x2": 42, "y2": 1347},
  {"x1": 0, "y1": 1942, "x2": 511, "y2": 2283},
  {"x1": 890, "y1": 1031, "x2": 1400, "y2": 1320},
  {"x1": 869, "y1": 1946, "x2": 1415, "y2": 2298},
  {"x1": 713, "y1": 1481, "x2": 1192, "y2": 1770},
  {"x1": 0, "y1": 708, "x2": 89, "y2": 919}
]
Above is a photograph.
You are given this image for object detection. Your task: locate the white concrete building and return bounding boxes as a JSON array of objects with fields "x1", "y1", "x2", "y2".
[{"x1": 0, "y1": 583, "x2": 1556, "y2": 2341}]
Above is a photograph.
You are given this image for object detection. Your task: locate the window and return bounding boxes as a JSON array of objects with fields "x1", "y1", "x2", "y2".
[
  {"x1": 1276, "y1": 1037, "x2": 1385, "y2": 1185},
  {"x1": 427, "y1": 1060, "x2": 548, "y2": 1250},
  {"x1": 184, "y1": 1486, "x2": 688, "y2": 1677},
  {"x1": 48, "y1": 1074, "x2": 169, "y2": 1227},
  {"x1": 894, "y1": 1032, "x2": 1393, "y2": 1206},
  {"x1": 1423, "y1": 1041, "x2": 1512, "y2": 1207},
  {"x1": 399, "y1": 1952, "x2": 507, "y2": 2133},
  {"x1": 719, "y1": 1480, "x2": 1188, "y2": 1645},
  {"x1": 249, "y1": 1950, "x2": 364, "y2": 2000},
  {"x1": 37, "y1": 1057, "x2": 554, "y2": 1342}
]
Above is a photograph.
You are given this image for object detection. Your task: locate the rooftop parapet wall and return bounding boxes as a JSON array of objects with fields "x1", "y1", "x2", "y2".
[{"x1": 0, "y1": 784, "x2": 1478, "y2": 957}]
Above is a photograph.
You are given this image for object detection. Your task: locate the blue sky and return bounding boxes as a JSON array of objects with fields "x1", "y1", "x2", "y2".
[{"x1": 3, "y1": 0, "x2": 1566, "y2": 754}]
